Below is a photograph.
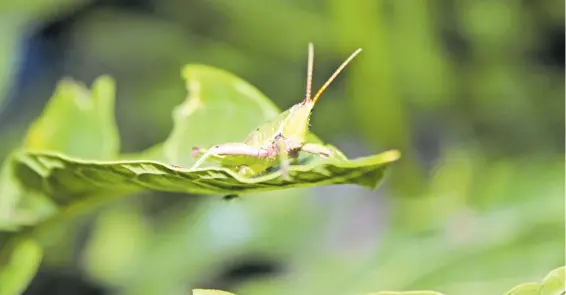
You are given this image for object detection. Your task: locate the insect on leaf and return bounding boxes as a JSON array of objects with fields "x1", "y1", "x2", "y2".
[
  {"x1": 1, "y1": 45, "x2": 401, "y2": 226},
  {"x1": 186, "y1": 44, "x2": 392, "y2": 181}
]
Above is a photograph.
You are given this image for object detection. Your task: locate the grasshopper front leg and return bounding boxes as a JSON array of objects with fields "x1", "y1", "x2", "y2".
[{"x1": 273, "y1": 135, "x2": 291, "y2": 180}]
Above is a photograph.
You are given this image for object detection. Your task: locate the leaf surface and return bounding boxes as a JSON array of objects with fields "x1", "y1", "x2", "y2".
[
  {"x1": 504, "y1": 266, "x2": 565, "y2": 295},
  {"x1": 14, "y1": 149, "x2": 399, "y2": 200},
  {"x1": 0, "y1": 235, "x2": 43, "y2": 295},
  {"x1": 24, "y1": 76, "x2": 119, "y2": 160},
  {"x1": 192, "y1": 289, "x2": 236, "y2": 295}
]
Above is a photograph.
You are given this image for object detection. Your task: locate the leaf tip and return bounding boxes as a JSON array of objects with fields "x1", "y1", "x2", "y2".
[
  {"x1": 181, "y1": 65, "x2": 192, "y2": 81},
  {"x1": 93, "y1": 74, "x2": 115, "y2": 85},
  {"x1": 92, "y1": 75, "x2": 116, "y2": 93},
  {"x1": 180, "y1": 64, "x2": 209, "y2": 84},
  {"x1": 382, "y1": 149, "x2": 402, "y2": 162}
]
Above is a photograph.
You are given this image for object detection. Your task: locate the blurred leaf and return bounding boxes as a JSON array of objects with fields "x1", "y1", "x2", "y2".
[
  {"x1": 24, "y1": 76, "x2": 120, "y2": 160},
  {"x1": 0, "y1": 158, "x2": 27, "y2": 231},
  {"x1": 208, "y1": 0, "x2": 331, "y2": 58},
  {"x1": 0, "y1": 75, "x2": 122, "y2": 295},
  {"x1": 81, "y1": 203, "x2": 152, "y2": 287},
  {"x1": 0, "y1": 155, "x2": 56, "y2": 231},
  {"x1": 365, "y1": 292, "x2": 445, "y2": 295},
  {"x1": 504, "y1": 266, "x2": 565, "y2": 295},
  {"x1": 352, "y1": 193, "x2": 562, "y2": 294},
  {"x1": 271, "y1": 152, "x2": 562, "y2": 295},
  {"x1": 389, "y1": 1, "x2": 454, "y2": 108},
  {"x1": 0, "y1": 0, "x2": 85, "y2": 19},
  {"x1": 0, "y1": 236, "x2": 43, "y2": 295},
  {"x1": 189, "y1": 268, "x2": 566, "y2": 295},
  {"x1": 1, "y1": 76, "x2": 119, "y2": 229},
  {"x1": 329, "y1": 0, "x2": 425, "y2": 196},
  {"x1": 504, "y1": 283, "x2": 541, "y2": 295},
  {"x1": 539, "y1": 267, "x2": 566, "y2": 295},
  {"x1": 192, "y1": 289, "x2": 236, "y2": 295}
]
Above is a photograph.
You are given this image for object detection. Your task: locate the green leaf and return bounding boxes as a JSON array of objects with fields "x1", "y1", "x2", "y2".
[
  {"x1": 190, "y1": 270, "x2": 566, "y2": 295},
  {"x1": 504, "y1": 283, "x2": 541, "y2": 295},
  {"x1": 24, "y1": 75, "x2": 120, "y2": 160},
  {"x1": 0, "y1": 155, "x2": 56, "y2": 231},
  {"x1": 188, "y1": 267, "x2": 564, "y2": 295},
  {"x1": 0, "y1": 76, "x2": 120, "y2": 295},
  {"x1": 539, "y1": 267, "x2": 565, "y2": 295},
  {"x1": 0, "y1": 236, "x2": 43, "y2": 295},
  {"x1": 0, "y1": 76, "x2": 120, "y2": 229},
  {"x1": 163, "y1": 64, "x2": 280, "y2": 166},
  {"x1": 192, "y1": 289, "x2": 236, "y2": 295},
  {"x1": 13, "y1": 148, "x2": 399, "y2": 199},
  {"x1": 365, "y1": 292, "x2": 446, "y2": 295},
  {"x1": 504, "y1": 266, "x2": 565, "y2": 295}
]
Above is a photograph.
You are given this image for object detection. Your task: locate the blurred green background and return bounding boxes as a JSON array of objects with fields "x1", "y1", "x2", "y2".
[{"x1": 0, "y1": 0, "x2": 564, "y2": 294}]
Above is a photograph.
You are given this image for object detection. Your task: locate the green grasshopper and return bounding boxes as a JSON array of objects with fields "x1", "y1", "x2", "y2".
[{"x1": 191, "y1": 43, "x2": 362, "y2": 179}]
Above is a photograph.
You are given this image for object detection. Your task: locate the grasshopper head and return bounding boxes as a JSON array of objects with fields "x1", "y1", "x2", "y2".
[
  {"x1": 281, "y1": 43, "x2": 362, "y2": 146},
  {"x1": 281, "y1": 100, "x2": 315, "y2": 145}
]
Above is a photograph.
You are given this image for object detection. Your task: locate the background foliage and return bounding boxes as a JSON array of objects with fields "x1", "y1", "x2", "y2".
[{"x1": 0, "y1": 0, "x2": 564, "y2": 295}]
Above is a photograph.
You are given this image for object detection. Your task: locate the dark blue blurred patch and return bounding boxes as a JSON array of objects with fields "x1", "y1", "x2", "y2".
[
  {"x1": 0, "y1": 0, "x2": 157, "y2": 129},
  {"x1": 197, "y1": 256, "x2": 284, "y2": 292},
  {"x1": 24, "y1": 268, "x2": 107, "y2": 295}
]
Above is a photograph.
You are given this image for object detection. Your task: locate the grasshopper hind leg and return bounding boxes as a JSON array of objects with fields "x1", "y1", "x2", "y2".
[{"x1": 190, "y1": 148, "x2": 218, "y2": 169}]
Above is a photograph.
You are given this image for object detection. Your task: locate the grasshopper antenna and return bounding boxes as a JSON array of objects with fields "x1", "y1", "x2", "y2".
[
  {"x1": 304, "y1": 42, "x2": 314, "y2": 102},
  {"x1": 311, "y1": 48, "x2": 362, "y2": 104}
]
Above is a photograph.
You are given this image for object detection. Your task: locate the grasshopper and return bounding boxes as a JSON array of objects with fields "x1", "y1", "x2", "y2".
[{"x1": 191, "y1": 43, "x2": 362, "y2": 179}]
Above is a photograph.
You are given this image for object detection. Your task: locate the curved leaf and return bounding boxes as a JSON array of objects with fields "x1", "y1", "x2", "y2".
[
  {"x1": 365, "y1": 292, "x2": 445, "y2": 295},
  {"x1": 539, "y1": 266, "x2": 565, "y2": 295},
  {"x1": 24, "y1": 76, "x2": 119, "y2": 160},
  {"x1": 6, "y1": 64, "x2": 399, "y2": 203},
  {"x1": 504, "y1": 283, "x2": 541, "y2": 295},
  {"x1": 1, "y1": 76, "x2": 119, "y2": 229},
  {"x1": 0, "y1": 155, "x2": 56, "y2": 231},
  {"x1": 13, "y1": 149, "x2": 399, "y2": 199},
  {"x1": 504, "y1": 266, "x2": 565, "y2": 295},
  {"x1": 192, "y1": 289, "x2": 236, "y2": 295},
  {"x1": 0, "y1": 236, "x2": 43, "y2": 295},
  {"x1": 0, "y1": 76, "x2": 119, "y2": 295},
  {"x1": 188, "y1": 267, "x2": 565, "y2": 295}
]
